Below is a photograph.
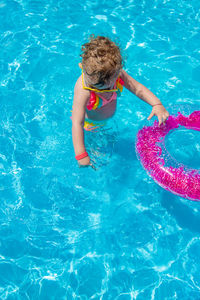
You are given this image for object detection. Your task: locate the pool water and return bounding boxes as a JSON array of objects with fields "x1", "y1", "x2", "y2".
[
  {"x1": 166, "y1": 128, "x2": 200, "y2": 169},
  {"x1": 1, "y1": 0, "x2": 200, "y2": 299}
]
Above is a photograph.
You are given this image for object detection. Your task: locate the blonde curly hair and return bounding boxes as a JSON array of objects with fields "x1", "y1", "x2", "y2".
[{"x1": 80, "y1": 35, "x2": 123, "y2": 86}]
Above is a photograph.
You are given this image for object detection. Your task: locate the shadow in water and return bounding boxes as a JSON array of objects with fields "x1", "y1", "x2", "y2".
[
  {"x1": 114, "y1": 136, "x2": 137, "y2": 161},
  {"x1": 161, "y1": 190, "x2": 200, "y2": 234}
]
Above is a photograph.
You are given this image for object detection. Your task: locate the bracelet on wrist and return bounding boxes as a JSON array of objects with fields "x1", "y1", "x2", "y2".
[
  {"x1": 152, "y1": 103, "x2": 163, "y2": 107},
  {"x1": 75, "y1": 151, "x2": 88, "y2": 161}
]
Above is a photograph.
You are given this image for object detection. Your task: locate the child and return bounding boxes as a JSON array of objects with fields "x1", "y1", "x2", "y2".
[{"x1": 72, "y1": 35, "x2": 169, "y2": 167}]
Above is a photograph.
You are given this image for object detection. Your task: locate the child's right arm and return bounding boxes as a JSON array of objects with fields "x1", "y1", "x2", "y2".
[{"x1": 72, "y1": 77, "x2": 91, "y2": 166}]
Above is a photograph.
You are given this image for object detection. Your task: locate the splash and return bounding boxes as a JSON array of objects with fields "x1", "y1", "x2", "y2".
[{"x1": 136, "y1": 111, "x2": 200, "y2": 201}]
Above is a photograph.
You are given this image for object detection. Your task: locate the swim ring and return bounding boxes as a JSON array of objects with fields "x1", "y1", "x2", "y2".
[{"x1": 136, "y1": 111, "x2": 200, "y2": 201}]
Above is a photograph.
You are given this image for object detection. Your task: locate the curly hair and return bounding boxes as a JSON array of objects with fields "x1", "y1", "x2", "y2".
[{"x1": 80, "y1": 35, "x2": 123, "y2": 86}]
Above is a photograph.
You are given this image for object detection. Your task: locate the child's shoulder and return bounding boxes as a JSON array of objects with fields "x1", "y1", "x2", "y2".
[
  {"x1": 74, "y1": 75, "x2": 83, "y2": 90},
  {"x1": 74, "y1": 75, "x2": 90, "y2": 101},
  {"x1": 119, "y1": 69, "x2": 128, "y2": 80},
  {"x1": 74, "y1": 75, "x2": 87, "y2": 92}
]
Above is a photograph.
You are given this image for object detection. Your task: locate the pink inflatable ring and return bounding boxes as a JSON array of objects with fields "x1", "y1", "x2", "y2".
[{"x1": 136, "y1": 111, "x2": 200, "y2": 201}]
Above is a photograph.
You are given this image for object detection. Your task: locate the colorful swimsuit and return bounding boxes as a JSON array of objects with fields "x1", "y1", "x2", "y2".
[
  {"x1": 84, "y1": 77, "x2": 124, "y2": 130},
  {"x1": 86, "y1": 77, "x2": 124, "y2": 111}
]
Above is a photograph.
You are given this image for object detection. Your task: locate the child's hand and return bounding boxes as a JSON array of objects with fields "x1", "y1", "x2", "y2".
[
  {"x1": 147, "y1": 104, "x2": 169, "y2": 125},
  {"x1": 78, "y1": 156, "x2": 96, "y2": 170},
  {"x1": 78, "y1": 156, "x2": 92, "y2": 167}
]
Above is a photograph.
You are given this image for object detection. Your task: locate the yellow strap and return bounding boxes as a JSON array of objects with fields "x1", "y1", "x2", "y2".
[{"x1": 81, "y1": 68, "x2": 118, "y2": 93}]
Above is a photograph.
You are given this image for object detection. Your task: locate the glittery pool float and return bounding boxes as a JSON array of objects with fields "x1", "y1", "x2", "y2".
[{"x1": 136, "y1": 111, "x2": 200, "y2": 201}]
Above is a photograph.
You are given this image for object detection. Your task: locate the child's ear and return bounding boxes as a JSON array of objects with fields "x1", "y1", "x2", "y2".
[{"x1": 78, "y1": 63, "x2": 82, "y2": 69}]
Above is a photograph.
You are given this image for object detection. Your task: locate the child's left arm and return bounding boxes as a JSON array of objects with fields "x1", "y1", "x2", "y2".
[{"x1": 120, "y1": 70, "x2": 169, "y2": 125}]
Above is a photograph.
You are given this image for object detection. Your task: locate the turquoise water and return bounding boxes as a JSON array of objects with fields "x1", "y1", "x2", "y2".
[{"x1": 1, "y1": 0, "x2": 200, "y2": 298}]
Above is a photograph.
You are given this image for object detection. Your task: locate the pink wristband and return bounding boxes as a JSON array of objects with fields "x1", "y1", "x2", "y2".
[
  {"x1": 75, "y1": 151, "x2": 88, "y2": 161},
  {"x1": 152, "y1": 103, "x2": 163, "y2": 107}
]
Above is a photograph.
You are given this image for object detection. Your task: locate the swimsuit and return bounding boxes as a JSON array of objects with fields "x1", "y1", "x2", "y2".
[
  {"x1": 84, "y1": 77, "x2": 124, "y2": 131},
  {"x1": 86, "y1": 77, "x2": 124, "y2": 111}
]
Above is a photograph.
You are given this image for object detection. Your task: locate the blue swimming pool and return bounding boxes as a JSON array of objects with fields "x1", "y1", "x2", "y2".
[{"x1": 1, "y1": 0, "x2": 200, "y2": 298}]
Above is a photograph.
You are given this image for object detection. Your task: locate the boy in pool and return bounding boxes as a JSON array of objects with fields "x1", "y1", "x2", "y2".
[{"x1": 72, "y1": 35, "x2": 169, "y2": 167}]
